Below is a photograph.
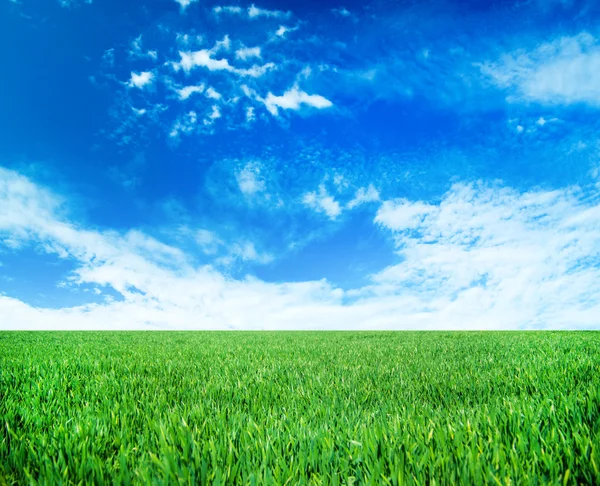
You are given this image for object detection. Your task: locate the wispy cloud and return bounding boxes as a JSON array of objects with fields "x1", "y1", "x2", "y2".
[
  {"x1": 195, "y1": 229, "x2": 223, "y2": 255},
  {"x1": 205, "y1": 87, "x2": 221, "y2": 100},
  {"x1": 347, "y1": 185, "x2": 380, "y2": 209},
  {"x1": 236, "y1": 46, "x2": 261, "y2": 60},
  {"x1": 203, "y1": 105, "x2": 221, "y2": 125},
  {"x1": 302, "y1": 184, "x2": 342, "y2": 220},
  {"x1": 175, "y1": 49, "x2": 234, "y2": 73},
  {"x1": 169, "y1": 111, "x2": 197, "y2": 138},
  {"x1": 174, "y1": 38, "x2": 274, "y2": 78},
  {"x1": 248, "y1": 4, "x2": 291, "y2": 19},
  {"x1": 98, "y1": 3, "x2": 344, "y2": 143},
  {"x1": 102, "y1": 48, "x2": 115, "y2": 67},
  {"x1": 58, "y1": 0, "x2": 92, "y2": 7},
  {"x1": 212, "y1": 5, "x2": 243, "y2": 15},
  {"x1": 236, "y1": 162, "x2": 266, "y2": 196},
  {"x1": 218, "y1": 241, "x2": 273, "y2": 265},
  {"x1": 273, "y1": 25, "x2": 298, "y2": 38},
  {"x1": 331, "y1": 7, "x2": 351, "y2": 17},
  {"x1": 264, "y1": 85, "x2": 333, "y2": 115},
  {"x1": 176, "y1": 84, "x2": 205, "y2": 100},
  {"x1": 128, "y1": 35, "x2": 158, "y2": 61},
  {"x1": 174, "y1": 0, "x2": 198, "y2": 11},
  {"x1": 481, "y1": 32, "x2": 600, "y2": 106},
  {"x1": 128, "y1": 71, "x2": 153, "y2": 89},
  {"x1": 212, "y1": 4, "x2": 291, "y2": 20}
]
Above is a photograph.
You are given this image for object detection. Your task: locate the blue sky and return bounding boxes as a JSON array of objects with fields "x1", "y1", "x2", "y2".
[{"x1": 1, "y1": 0, "x2": 600, "y2": 329}]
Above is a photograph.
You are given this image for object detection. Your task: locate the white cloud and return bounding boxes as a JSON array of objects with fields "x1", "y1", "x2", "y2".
[
  {"x1": 347, "y1": 184, "x2": 380, "y2": 209},
  {"x1": 375, "y1": 199, "x2": 438, "y2": 231},
  {"x1": 333, "y1": 173, "x2": 347, "y2": 189},
  {"x1": 176, "y1": 84, "x2": 205, "y2": 100},
  {"x1": 174, "y1": 49, "x2": 274, "y2": 77},
  {"x1": 238, "y1": 62, "x2": 275, "y2": 78},
  {"x1": 264, "y1": 85, "x2": 333, "y2": 115},
  {"x1": 104, "y1": 9, "x2": 340, "y2": 138},
  {"x1": 205, "y1": 87, "x2": 221, "y2": 100},
  {"x1": 176, "y1": 50, "x2": 233, "y2": 73},
  {"x1": 220, "y1": 241, "x2": 273, "y2": 265},
  {"x1": 195, "y1": 229, "x2": 223, "y2": 255},
  {"x1": 2, "y1": 167, "x2": 600, "y2": 330},
  {"x1": 128, "y1": 71, "x2": 153, "y2": 89},
  {"x1": 536, "y1": 116, "x2": 559, "y2": 126},
  {"x1": 213, "y1": 5, "x2": 243, "y2": 15},
  {"x1": 58, "y1": 0, "x2": 92, "y2": 7},
  {"x1": 102, "y1": 48, "x2": 115, "y2": 67},
  {"x1": 274, "y1": 25, "x2": 298, "y2": 38},
  {"x1": 248, "y1": 4, "x2": 290, "y2": 19},
  {"x1": 302, "y1": 184, "x2": 342, "y2": 219},
  {"x1": 175, "y1": 33, "x2": 204, "y2": 46},
  {"x1": 203, "y1": 105, "x2": 221, "y2": 125},
  {"x1": 128, "y1": 35, "x2": 143, "y2": 58},
  {"x1": 370, "y1": 182, "x2": 600, "y2": 328},
  {"x1": 236, "y1": 46, "x2": 261, "y2": 60},
  {"x1": 214, "y1": 35, "x2": 231, "y2": 52},
  {"x1": 212, "y1": 4, "x2": 289, "y2": 20},
  {"x1": 236, "y1": 162, "x2": 266, "y2": 196},
  {"x1": 174, "y1": 0, "x2": 198, "y2": 11},
  {"x1": 481, "y1": 32, "x2": 600, "y2": 105},
  {"x1": 194, "y1": 228, "x2": 271, "y2": 264},
  {"x1": 127, "y1": 34, "x2": 158, "y2": 65},
  {"x1": 332, "y1": 7, "x2": 351, "y2": 17},
  {"x1": 169, "y1": 111, "x2": 197, "y2": 138},
  {"x1": 240, "y1": 84, "x2": 255, "y2": 98}
]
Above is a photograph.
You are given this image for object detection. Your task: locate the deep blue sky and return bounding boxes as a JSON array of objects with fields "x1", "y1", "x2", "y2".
[{"x1": 1, "y1": 0, "x2": 600, "y2": 329}]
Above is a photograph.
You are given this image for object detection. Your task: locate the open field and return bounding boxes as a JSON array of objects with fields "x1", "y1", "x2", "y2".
[{"x1": 1, "y1": 332, "x2": 599, "y2": 484}]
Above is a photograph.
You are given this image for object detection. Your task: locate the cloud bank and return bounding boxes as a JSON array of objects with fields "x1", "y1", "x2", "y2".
[
  {"x1": 2, "y1": 167, "x2": 600, "y2": 329},
  {"x1": 481, "y1": 32, "x2": 600, "y2": 106}
]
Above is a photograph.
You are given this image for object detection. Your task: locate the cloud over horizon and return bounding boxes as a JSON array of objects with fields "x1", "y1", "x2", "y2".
[{"x1": 2, "y1": 166, "x2": 600, "y2": 330}]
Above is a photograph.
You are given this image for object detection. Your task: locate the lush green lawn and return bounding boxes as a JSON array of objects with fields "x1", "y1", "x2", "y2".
[{"x1": 1, "y1": 332, "x2": 599, "y2": 484}]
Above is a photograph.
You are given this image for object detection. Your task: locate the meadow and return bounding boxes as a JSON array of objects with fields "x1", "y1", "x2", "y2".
[{"x1": 1, "y1": 332, "x2": 599, "y2": 485}]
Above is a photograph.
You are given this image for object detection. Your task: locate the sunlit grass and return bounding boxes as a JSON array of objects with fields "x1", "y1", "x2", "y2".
[{"x1": 1, "y1": 332, "x2": 599, "y2": 484}]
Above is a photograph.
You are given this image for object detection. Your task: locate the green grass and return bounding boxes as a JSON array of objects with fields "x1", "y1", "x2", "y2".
[{"x1": 1, "y1": 332, "x2": 599, "y2": 485}]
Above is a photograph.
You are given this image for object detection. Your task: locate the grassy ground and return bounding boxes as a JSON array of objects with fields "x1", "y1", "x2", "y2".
[{"x1": 1, "y1": 332, "x2": 599, "y2": 485}]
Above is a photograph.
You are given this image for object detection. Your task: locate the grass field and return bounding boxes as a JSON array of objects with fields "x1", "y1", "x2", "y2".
[{"x1": 1, "y1": 332, "x2": 599, "y2": 484}]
